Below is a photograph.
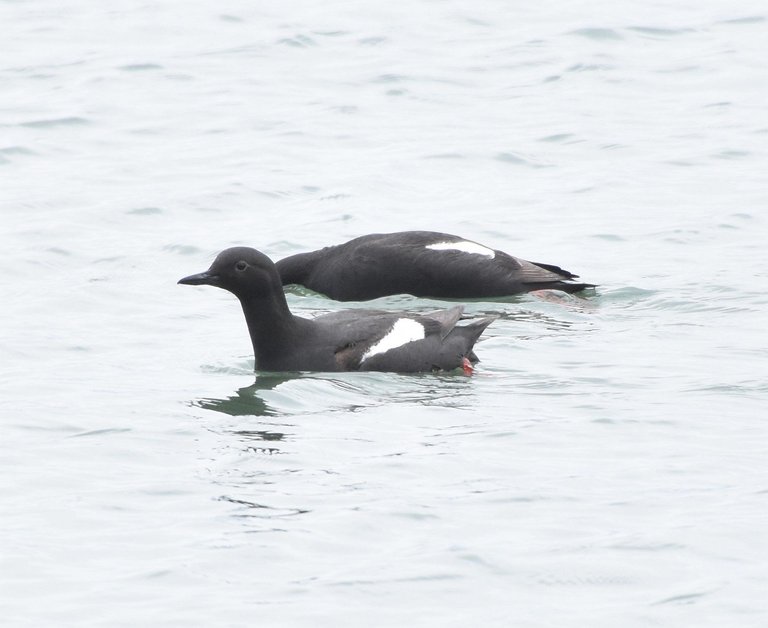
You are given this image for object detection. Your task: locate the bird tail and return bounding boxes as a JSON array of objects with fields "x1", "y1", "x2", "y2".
[{"x1": 459, "y1": 316, "x2": 496, "y2": 363}]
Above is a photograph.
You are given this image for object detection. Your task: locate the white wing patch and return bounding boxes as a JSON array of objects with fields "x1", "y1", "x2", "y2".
[
  {"x1": 426, "y1": 240, "x2": 496, "y2": 259},
  {"x1": 361, "y1": 318, "x2": 425, "y2": 362}
]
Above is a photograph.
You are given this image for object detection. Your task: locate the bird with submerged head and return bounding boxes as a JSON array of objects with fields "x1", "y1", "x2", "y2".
[{"x1": 275, "y1": 231, "x2": 595, "y2": 301}]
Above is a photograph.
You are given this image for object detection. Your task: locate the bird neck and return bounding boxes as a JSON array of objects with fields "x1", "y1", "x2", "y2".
[
  {"x1": 275, "y1": 250, "x2": 323, "y2": 286},
  {"x1": 238, "y1": 290, "x2": 306, "y2": 369}
]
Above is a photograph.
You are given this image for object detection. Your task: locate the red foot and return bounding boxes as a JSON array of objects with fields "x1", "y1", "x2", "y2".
[{"x1": 461, "y1": 357, "x2": 474, "y2": 376}]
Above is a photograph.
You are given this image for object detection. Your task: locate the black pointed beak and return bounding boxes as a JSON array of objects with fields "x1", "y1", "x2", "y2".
[{"x1": 178, "y1": 270, "x2": 220, "y2": 286}]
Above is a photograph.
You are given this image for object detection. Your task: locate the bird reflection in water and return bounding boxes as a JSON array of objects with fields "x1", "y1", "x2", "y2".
[
  {"x1": 193, "y1": 375, "x2": 299, "y2": 454},
  {"x1": 194, "y1": 373, "x2": 297, "y2": 418}
]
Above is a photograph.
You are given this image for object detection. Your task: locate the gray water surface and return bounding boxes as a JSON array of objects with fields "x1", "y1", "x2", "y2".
[{"x1": 2, "y1": 1, "x2": 767, "y2": 626}]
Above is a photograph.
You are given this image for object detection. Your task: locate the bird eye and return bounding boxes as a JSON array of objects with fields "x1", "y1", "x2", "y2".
[{"x1": 235, "y1": 261, "x2": 247, "y2": 271}]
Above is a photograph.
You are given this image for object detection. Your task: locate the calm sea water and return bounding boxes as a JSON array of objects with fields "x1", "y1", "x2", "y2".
[{"x1": 2, "y1": 1, "x2": 766, "y2": 626}]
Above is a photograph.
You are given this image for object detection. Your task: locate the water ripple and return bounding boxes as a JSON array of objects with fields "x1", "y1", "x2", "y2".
[
  {"x1": 569, "y1": 28, "x2": 623, "y2": 40},
  {"x1": 18, "y1": 117, "x2": 90, "y2": 128},
  {"x1": 627, "y1": 26, "x2": 696, "y2": 37},
  {"x1": 118, "y1": 63, "x2": 163, "y2": 71},
  {"x1": 218, "y1": 496, "x2": 310, "y2": 519}
]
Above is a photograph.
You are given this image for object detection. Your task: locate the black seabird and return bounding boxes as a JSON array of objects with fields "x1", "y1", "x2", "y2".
[
  {"x1": 179, "y1": 247, "x2": 494, "y2": 373},
  {"x1": 276, "y1": 231, "x2": 595, "y2": 301}
]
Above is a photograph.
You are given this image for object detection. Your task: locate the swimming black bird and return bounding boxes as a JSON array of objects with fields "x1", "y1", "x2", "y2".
[
  {"x1": 179, "y1": 247, "x2": 494, "y2": 373},
  {"x1": 275, "y1": 231, "x2": 595, "y2": 301}
]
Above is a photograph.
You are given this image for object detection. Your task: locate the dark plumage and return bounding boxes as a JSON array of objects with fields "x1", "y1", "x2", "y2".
[
  {"x1": 276, "y1": 231, "x2": 595, "y2": 301},
  {"x1": 179, "y1": 247, "x2": 494, "y2": 373}
]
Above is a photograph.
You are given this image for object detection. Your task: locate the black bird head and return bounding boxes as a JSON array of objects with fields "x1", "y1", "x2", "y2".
[{"x1": 178, "y1": 247, "x2": 281, "y2": 299}]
